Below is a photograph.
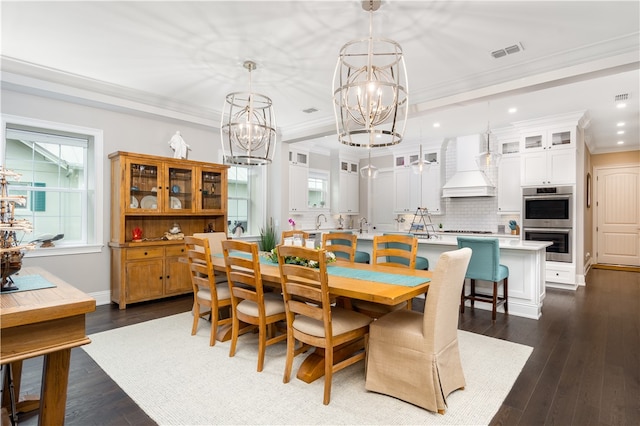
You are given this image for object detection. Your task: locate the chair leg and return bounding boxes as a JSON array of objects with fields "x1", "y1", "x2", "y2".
[
  {"x1": 460, "y1": 280, "x2": 466, "y2": 314},
  {"x1": 191, "y1": 301, "x2": 200, "y2": 336},
  {"x1": 229, "y1": 309, "x2": 239, "y2": 357},
  {"x1": 504, "y1": 277, "x2": 509, "y2": 314},
  {"x1": 470, "y1": 279, "x2": 476, "y2": 308},
  {"x1": 323, "y1": 347, "x2": 333, "y2": 405},
  {"x1": 210, "y1": 304, "x2": 218, "y2": 347},
  {"x1": 283, "y1": 329, "x2": 295, "y2": 384},
  {"x1": 257, "y1": 323, "x2": 267, "y2": 372},
  {"x1": 492, "y1": 281, "x2": 498, "y2": 321}
]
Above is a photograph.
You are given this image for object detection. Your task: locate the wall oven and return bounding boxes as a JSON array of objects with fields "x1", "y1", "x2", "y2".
[
  {"x1": 522, "y1": 228, "x2": 572, "y2": 263},
  {"x1": 522, "y1": 186, "x2": 573, "y2": 228}
]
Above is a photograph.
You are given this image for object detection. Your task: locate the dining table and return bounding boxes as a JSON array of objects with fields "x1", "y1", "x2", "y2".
[
  {"x1": 1, "y1": 266, "x2": 96, "y2": 425},
  {"x1": 209, "y1": 254, "x2": 432, "y2": 383}
]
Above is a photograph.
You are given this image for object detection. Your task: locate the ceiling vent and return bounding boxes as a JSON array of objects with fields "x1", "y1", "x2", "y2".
[
  {"x1": 491, "y1": 42, "x2": 524, "y2": 59},
  {"x1": 614, "y1": 93, "x2": 630, "y2": 102},
  {"x1": 302, "y1": 107, "x2": 318, "y2": 114}
]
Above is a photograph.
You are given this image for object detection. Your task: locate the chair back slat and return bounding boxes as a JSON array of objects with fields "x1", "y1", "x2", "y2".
[
  {"x1": 277, "y1": 245, "x2": 332, "y2": 326},
  {"x1": 372, "y1": 234, "x2": 418, "y2": 269},
  {"x1": 322, "y1": 232, "x2": 357, "y2": 262},
  {"x1": 281, "y1": 230, "x2": 311, "y2": 245},
  {"x1": 221, "y1": 240, "x2": 264, "y2": 304}
]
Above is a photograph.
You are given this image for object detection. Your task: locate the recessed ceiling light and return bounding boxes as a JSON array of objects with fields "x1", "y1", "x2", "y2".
[
  {"x1": 616, "y1": 102, "x2": 627, "y2": 109},
  {"x1": 617, "y1": 141, "x2": 625, "y2": 145},
  {"x1": 617, "y1": 122, "x2": 626, "y2": 127},
  {"x1": 433, "y1": 122, "x2": 440, "y2": 128},
  {"x1": 508, "y1": 107, "x2": 517, "y2": 114},
  {"x1": 617, "y1": 130, "x2": 625, "y2": 135}
]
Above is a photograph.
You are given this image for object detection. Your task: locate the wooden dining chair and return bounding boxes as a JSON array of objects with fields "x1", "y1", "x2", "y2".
[
  {"x1": 280, "y1": 230, "x2": 310, "y2": 245},
  {"x1": 277, "y1": 245, "x2": 372, "y2": 405},
  {"x1": 221, "y1": 240, "x2": 287, "y2": 372},
  {"x1": 365, "y1": 248, "x2": 472, "y2": 413},
  {"x1": 352, "y1": 233, "x2": 419, "y2": 318},
  {"x1": 371, "y1": 233, "x2": 418, "y2": 268},
  {"x1": 184, "y1": 236, "x2": 232, "y2": 346},
  {"x1": 193, "y1": 232, "x2": 228, "y2": 285},
  {"x1": 322, "y1": 232, "x2": 357, "y2": 262}
]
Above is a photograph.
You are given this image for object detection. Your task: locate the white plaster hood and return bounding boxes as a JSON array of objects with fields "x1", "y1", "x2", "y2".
[{"x1": 442, "y1": 134, "x2": 496, "y2": 198}]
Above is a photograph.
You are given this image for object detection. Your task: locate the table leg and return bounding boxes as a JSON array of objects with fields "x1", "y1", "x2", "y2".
[
  {"x1": 39, "y1": 349, "x2": 71, "y2": 426},
  {"x1": 296, "y1": 338, "x2": 365, "y2": 383},
  {"x1": 2, "y1": 361, "x2": 40, "y2": 417}
]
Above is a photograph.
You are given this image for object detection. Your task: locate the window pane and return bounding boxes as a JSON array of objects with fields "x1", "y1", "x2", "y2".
[{"x1": 4, "y1": 124, "x2": 92, "y2": 247}]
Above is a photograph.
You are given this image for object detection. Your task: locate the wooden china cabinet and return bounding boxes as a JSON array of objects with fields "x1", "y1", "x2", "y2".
[{"x1": 108, "y1": 151, "x2": 228, "y2": 309}]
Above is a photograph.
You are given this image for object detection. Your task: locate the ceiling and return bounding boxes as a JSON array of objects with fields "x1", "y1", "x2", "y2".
[{"x1": 2, "y1": 1, "x2": 639, "y2": 158}]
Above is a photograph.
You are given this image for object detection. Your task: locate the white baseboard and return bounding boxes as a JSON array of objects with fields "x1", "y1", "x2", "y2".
[{"x1": 90, "y1": 290, "x2": 112, "y2": 306}]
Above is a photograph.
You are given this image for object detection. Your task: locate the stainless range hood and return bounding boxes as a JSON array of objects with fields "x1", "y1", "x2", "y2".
[{"x1": 442, "y1": 134, "x2": 496, "y2": 198}]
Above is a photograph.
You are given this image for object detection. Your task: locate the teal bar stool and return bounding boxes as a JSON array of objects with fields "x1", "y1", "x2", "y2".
[
  {"x1": 456, "y1": 237, "x2": 509, "y2": 321},
  {"x1": 383, "y1": 233, "x2": 429, "y2": 270},
  {"x1": 330, "y1": 231, "x2": 370, "y2": 264}
]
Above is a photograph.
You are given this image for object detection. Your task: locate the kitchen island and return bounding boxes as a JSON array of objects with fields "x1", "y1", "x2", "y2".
[{"x1": 356, "y1": 234, "x2": 551, "y2": 320}]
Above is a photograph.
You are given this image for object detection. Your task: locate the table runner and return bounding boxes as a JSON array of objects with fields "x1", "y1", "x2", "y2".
[{"x1": 215, "y1": 253, "x2": 429, "y2": 287}]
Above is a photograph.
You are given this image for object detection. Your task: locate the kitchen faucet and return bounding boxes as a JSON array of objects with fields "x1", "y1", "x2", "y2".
[
  {"x1": 359, "y1": 217, "x2": 368, "y2": 234},
  {"x1": 315, "y1": 213, "x2": 327, "y2": 230}
]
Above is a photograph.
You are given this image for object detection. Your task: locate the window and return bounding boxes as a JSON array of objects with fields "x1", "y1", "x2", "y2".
[
  {"x1": 1, "y1": 115, "x2": 103, "y2": 256},
  {"x1": 308, "y1": 169, "x2": 329, "y2": 209},
  {"x1": 227, "y1": 165, "x2": 266, "y2": 237}
]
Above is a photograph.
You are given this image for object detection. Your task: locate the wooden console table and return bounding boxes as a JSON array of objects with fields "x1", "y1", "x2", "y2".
[{"x1": 1, "y1": 267, "x2": 96, "y2": 425}]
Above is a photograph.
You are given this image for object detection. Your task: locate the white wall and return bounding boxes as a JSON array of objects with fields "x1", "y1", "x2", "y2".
[{"x1": 1, "y1": 88, "x2": 233, "y2": 298}]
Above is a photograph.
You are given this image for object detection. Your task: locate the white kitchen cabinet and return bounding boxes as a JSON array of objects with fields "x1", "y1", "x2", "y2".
[
  {"x1": 331, "y1": 157, "x2": 359, "y2": 215},
  {"x1": 288, "y1": 149, "x2": 309, "y2": 166},
  {"x1": 394, "y1": 167, "x2": 415, "y2": 213},
  {"x1": 289, "y1": 163, "x2": 308, "y2": 213},
  {"x1": 394, "y1": 151, "x2": 441, "y2": 214},
  {"x1": 520, "y1": 126, "x2": 576, "y2": 186},
  {"x1": 497, "y1": 155, "x2": 521, "y2": 213}
]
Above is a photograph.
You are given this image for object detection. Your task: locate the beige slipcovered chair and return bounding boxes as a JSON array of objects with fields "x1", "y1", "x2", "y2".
[
  {"x1": 222, "y1": 240, "x2": 287, "y2": 372},
  {"x1": 184, "y1": 236, "x2": 232, "y2": 346},
  {"x1": 277, "y1": 245, "x2": 372, "y2": 405},
  {"x1": 365, "y1": 247, "x2": 472, "y2": 414}
]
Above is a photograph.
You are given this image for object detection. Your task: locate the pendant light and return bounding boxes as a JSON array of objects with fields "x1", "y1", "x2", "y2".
[
  {"x1": 360, "y1": 149, "x2": 379, "y2": 179},
  {"x1": 476, "y1": 102, "x2": 502, "y2": 171},
  {"x1": 333, "y1": 0, "x2": 408, "y2": 148},
  {"x1": 221, "y1": 60, "x2": 277, "y2": 166}
]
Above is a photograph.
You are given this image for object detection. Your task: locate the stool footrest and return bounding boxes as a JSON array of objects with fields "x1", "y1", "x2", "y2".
[{"x1": 463, "y1": 293, "x2": 506, "y2": 305}]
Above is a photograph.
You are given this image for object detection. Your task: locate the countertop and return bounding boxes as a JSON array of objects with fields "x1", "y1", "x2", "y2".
[{"x1": 355, "y1": 232, "x2": 551, "y2": 251}]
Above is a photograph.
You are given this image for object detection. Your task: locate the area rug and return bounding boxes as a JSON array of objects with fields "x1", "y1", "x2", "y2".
[{"x1": 82, "y1": 312, "x2": 532, "y2": 425}]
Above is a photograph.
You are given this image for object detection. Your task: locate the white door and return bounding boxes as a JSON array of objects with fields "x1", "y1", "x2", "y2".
[{"x1": 595, "y1": 166, "x2": 640, "y2": 266}]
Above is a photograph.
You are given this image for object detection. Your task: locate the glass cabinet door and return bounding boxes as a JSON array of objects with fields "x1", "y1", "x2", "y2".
[
  {"x1": 167, "y1": 166, "x2": 192, "y2": 211},
  {"x1": 199, "y1": 168, "x2": 223, "y2": 211},
  {"x1": 126, "y1": 159, "x2": 161, "y2": 212}
]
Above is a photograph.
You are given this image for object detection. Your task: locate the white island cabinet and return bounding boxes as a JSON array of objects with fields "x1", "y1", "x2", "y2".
[{"x1": 356, "y1": 234, "x2": 551, "y2": 320}]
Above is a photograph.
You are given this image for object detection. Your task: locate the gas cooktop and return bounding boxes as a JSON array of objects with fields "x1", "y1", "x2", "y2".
[{"x1": 441, "y1": 230, "x2": 493, "y2": 234}]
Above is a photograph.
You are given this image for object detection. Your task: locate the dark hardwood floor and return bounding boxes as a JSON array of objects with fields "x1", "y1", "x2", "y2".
[{"x1": 12, "y1": 268, "x2": 640, "y2": 425}]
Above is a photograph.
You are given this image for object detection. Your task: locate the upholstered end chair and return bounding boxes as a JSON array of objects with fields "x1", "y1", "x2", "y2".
[{"x1": 365, "y1": 247, "x2": 472, "y2": 413}]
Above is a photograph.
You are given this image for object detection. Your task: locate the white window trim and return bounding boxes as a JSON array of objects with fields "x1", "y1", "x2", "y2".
[{"x1": 1, "y1": 114, "x2": 104, "y2": 255}]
